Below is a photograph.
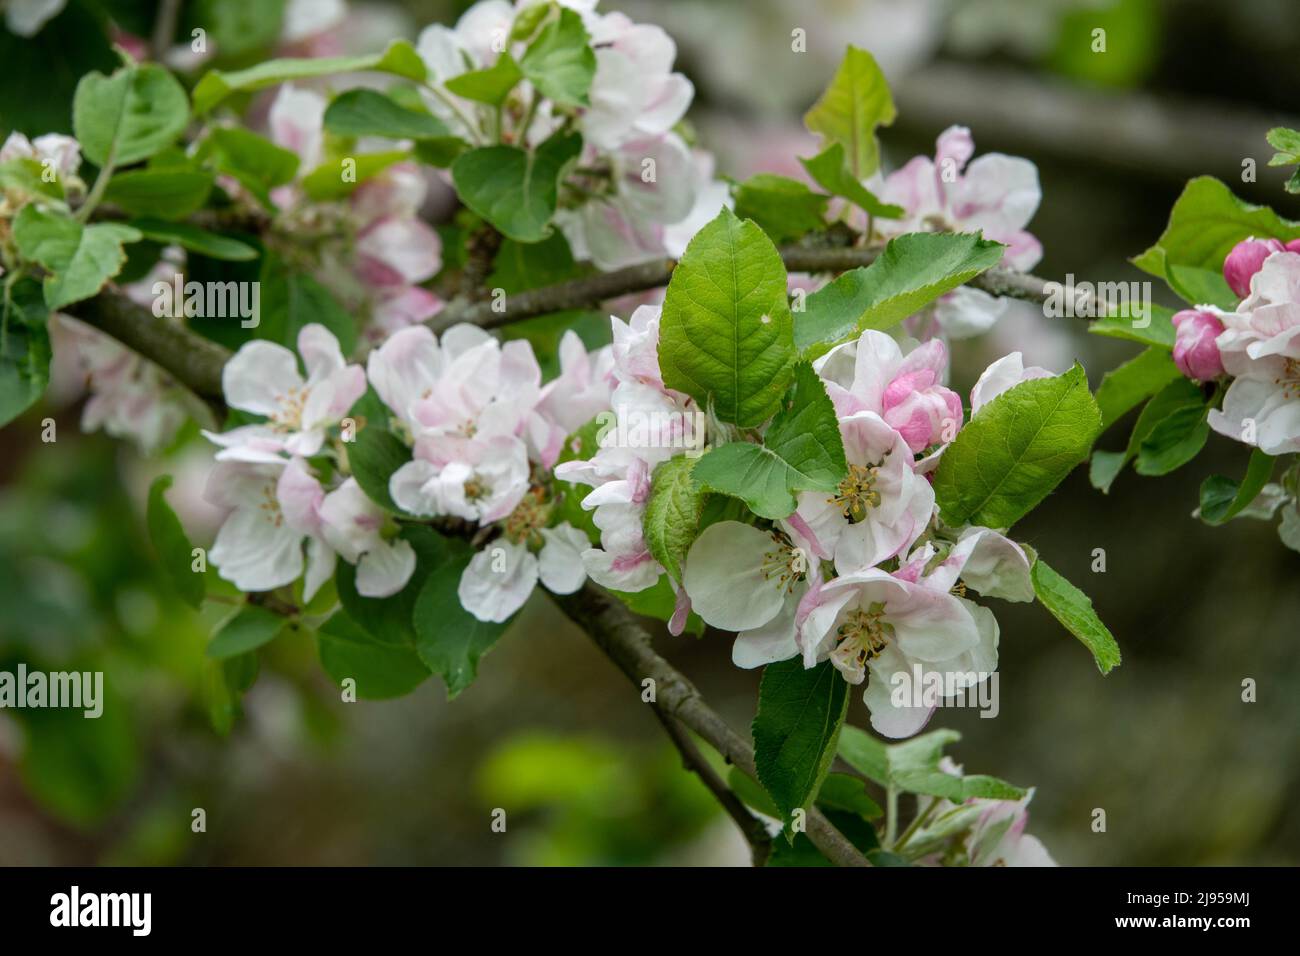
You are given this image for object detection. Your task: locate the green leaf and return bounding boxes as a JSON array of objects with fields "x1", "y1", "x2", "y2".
[
  {"x1": 1199, "y1": 449, "x2": 1275, "y2": 526},
  {"x1": 1166, "y1": 264, "x2": 1237, "y2": 310},
  {"x1": 1095, "y1": 347, "x2": 1181, "y2": 431},
  {"x1": 934, "y1": 364, "x2": 1102, "y2": 530},
  {"x1": 799, "y1": 142, "x2": 904, "y2": 218},
  {"x1": 658, "y1": 207, "x2": 795, "y2": 425},
  {"x1": 642, "y1": 455, "x2": 708, "y2": 583},
  {"x1": 300, "y1": 150, "x2": 409, "y2": 201},
  {"x1": 192, "y1": 39, "x2": 427, "y2": 114},
  {"x1": 890, "y1": 769, "x2": 1026, "y2": 802},
  {"x1": 803, "y1": 46, "x2": 896, "y2": 179},
  {"x1": 733, "y1": 174, "x2": 830, "y2": 243},
  {"x1": 445, "y1": 53, "x2": 524, "y2": 105},
  {"x1": 752, "y1": 658, "x2": 850, "y2": 829},
  {"x1": 146, "y1": 476, "x2": 204, "y2": 610},
  {"x1": 692, "y1": 362, "x2": 847, "y2": 519},
  {"x1": 1089, "y1": 302, "x2": 1176, "y2": 350},
  {"x1": 1030, "y1": 558, "x2": 1122, "y2": 674},
  {"x1": 815, "y1": 773, "x2": 884, "y2": 819},
  {"x1": 520, "y1": 8, "x2": 596, "y2": 107},
  {"x1": 322, "y1": 88, "x2": 453, "y2": 140},
  {"x1": 200, "y1": 127, "x2": 300, "y2": 208},
  {"x1": 337, "y1": 526, "x2": 446, "y2": 646},
  {"x1": 794, "y1": 232, "x2": 1005, "y2": 356},
  {"x1": 1134, "y1": 402, "x2": 1209, "y2": 476},
  {"x1": 412, "y1": 541, "x2": 511, "y2": 697},
  {"x1": 257, "y1": 254, "x2": 357, "y2": 355},
  {"x1": 1132, "y1": 176, "x2": 1300, "y2": 281},
  {"x1": 207, "y1": 605, "x2": 285, "y2": 658},
  {"x1": 73, "y1": 62, "x2": 189, "y2": 168},
  {"x1": 0, "y1": 279, "x2": 52, "y2": 428},
  {"x1": 451, "y1": 131, "x2": 582, "y2": 242},
  {"x1": 1266, "y1": 126, "x2": 1300, "y2": 165},
  {"x1": 1090, "y1": 377, "x2": 1205, "y2": 493},
  {"x1": 488, "y1": 232, "x2": 583, "y2": 293},
  {"x1": 347, "y1": 426, "x2": 410, "y2": 513},
  {"x1": 128, "y1": 219, "x2": 257, "y2": 261},
  {"x1": 12, "y1": 205, "x2": 142, "y2": 310},
  {"x1": 103, "y1": 168, "x2": 214, "y2": 219},
  {"x1": 192, "y1": 0, "x2": 286, "y2": 56},
  {"x1": 317, "y1": 610, "x2": 430, "y2": 699},
  {"x1": 838, "y1": 725, "x2": 960, "y2": 788}
]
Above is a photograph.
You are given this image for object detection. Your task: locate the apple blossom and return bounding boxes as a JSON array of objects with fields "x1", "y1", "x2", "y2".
[
  {"x1": 1171, "y1": 308, "x2": 1226, "y2": 381},
  {"x1": 814, "y1": 329, "x2": 963, "y2": 453},
  {"x1": 457, "y1": 522, "x2": 589, "y2": 622},
  {"x1": 1222, "y1": 237, "x2": 1285, "y2": 299},
  {"x1": 318, "y1": 478, "x2": 417, "y2": 598},
  {"x1": 207, "y1": 323, "x2": 366, "y2": 462}
]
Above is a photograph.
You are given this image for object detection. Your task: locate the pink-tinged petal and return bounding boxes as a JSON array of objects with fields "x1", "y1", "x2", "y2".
[
  {"x1": 1223, "y1": 237, "x2": 1285, "y2": 299},
  {"x1": 951, "y1": 154, "x2": 1041, "y2": 239},
  {"x1": 667, "y1": 579, "x2": 692, "y2": 637},
  {"x1": 969, "y1": 352, "x2": 1054, "y2": 414},
  {"x1": 369, "y1": 287, "x2": 443, "y2": 341},
  {"x1": 209, "y1": 505, "x2": 304, "y2": 594},
  {"x1": 1171, "y1": 308, "x2": 1226, "y2": 381},
  {"x1": 367, "y1": 325, "x2": 444, "y2": 425},
  {"x1": 303, "y1": 535, "x2": 336, "y2": 603},
  {"x1": 356, "y1": 538, "x2": 416, "y2": 598},
  {"x1": 355, "y1": 217, "x2": 443, "y2": 286},
  {"x1": 582, "y1": 547, "x2": 659, "y2": 592},
  {"x1": 458, "y1": 540, "x2": 538, "y2": 623},
  {"x1": 297, "y1": 323, "x2": 346, "y2": 383},
  {"x1": 319, "y1": 478, "x2": 384, "y2": 562},
  {"x1": 222, "y1": 340, "x2": 303, "y2": 416},
  {"x1": 934, "y1": 125, "x2": 974, "y2": 173},
  {"x1": 302, "y1": 365, "x2": 366, "y2": 430},
  {"x1": 863, "y1": 645, "x2": 937, "y2": 739},
  {"x1": 267, "y1": 84, "x2": 326, "y2": 170},
  {"x1": 537, "y1": 523, "x2": 590, "y2": 595},
  {"x1": 276, "y1": 458, "x2": 324, "y2": 536}
]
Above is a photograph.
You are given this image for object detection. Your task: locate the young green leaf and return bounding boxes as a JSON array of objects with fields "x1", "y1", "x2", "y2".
[
  {"x1": 520, "y1": 8, "x2": 596, "y2": 107},
  {"x1": 128, "y1": 219, "x2": 257, "y2": 261},
  {"x1": 0, "y1": 279, "x2": 51, "y2": 428},
  {"x1": 300, "y1": 150, "x2": 409, "y2": 201},
  {"x1": 933, "y1": 364, "x2": 1102, "y2": 530},
  {"x1": 445, "y1": 53, "x2": 524, "y2": 105},
  {"x1": 1134, "y1": 402, "x2": 1210, "y2": 476},
  {"x1": 803, "y1": 46, "x2": 895, "y2": 179},
  {"x1": 658, "y1": 207, "x2": 795, "y2": 426},
  {"x1": 102, "y1": 168, "x2": 214, "y2": 220},
  {"x1": 318, "y1": 610, "x2": 430, "y2": 699},
  {"x1": 413, "y1": 542, "x2": 511, "y2": 697},
  {"x1": 1094, "y1": 346, "x2": 1181, "y2": 431},
  {"x1": 838, "y1": 725, "x2": 960, "y2": 787},
  {"x1": 200, "y1": 127, "x2": 300, "y2": 208},
  {"x1": 642, "y1": 455, "x2": 708, "y2": 583},
  {"x1": 733, "y1": 174, "x2": 829, "y2": 242},
  {"x1": 799, "y1": 142, "x2": 904, "y2": 218},
  {"x1": 692, "y1": 362, "x2": 847, "y2": 519},
  {"x1": 146, "y1": 475, "x2": 205, "y2": 610},
  {"x1": 12, "y1": 205, "x2": 141, "y2": 310},
  {"x1": 1132, "y1": 176, "x2": 1300, "y2": 280},
  {"x1": 1089, "y1": 302, "x2": 1176, "y2": 350},
  {"x1": 1199, "y1": 449, "x2": 1275, "y2": 526},
  {"x1": 1030, "y1": 558, "x2": 1122, "y2": 674},
  {"x1": 451, "y1": 131, "x2": 582, "y2": 242},
  {"x1": 336, "y1": 525, "x2": 447, "y2": 646},
  {"x1": 322, "y1": 88, "x2": 453, "y2": 140},
  {"x1": 794, "y1": 232, "x2": 1005, "y2": 356},
  {"x1": 1089, "y1": 376, "x2": 1205, "y2": 493},
  {"x1": 347, "y1": 426, "x2": 411, "y2": 513},
  {"x1": 257, "y1": 254, "x2": 357, "y2": 355},
  {"x1": 192, "y1": 40, "x2": 427, "y2": 114},
  {"x1": 753, "y1": 658, "x2": 850, "y2": 830},
  {"x1": 207, "y1": 605, "x2": 285, "y2": 658},
  {"x1": 73, "y1": 62, "x2": 189, "y2": 167}
]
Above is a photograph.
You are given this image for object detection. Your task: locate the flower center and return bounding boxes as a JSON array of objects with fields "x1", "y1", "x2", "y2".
[
  {"x1": 503, "y1": 488, "x2": 550, "y2": 544},
  {"x1": 835, "y1": 602, "x2": 893, "y2": 666},
  {"x1": 270, "y1": 386, "x2": 307, "y2": 431},
  {"x1": 830, "y1": 463, "x2": 882, "y2": 523},
  {"x1": 760, "y1": 531, "x2": 808, "y2": 593},
  {"x1": 1277, "y1": 358, "x2": 1300, "y2": 399},
  {"x1": 258, "y1": 482, "x2": 284, "y2": 528}
]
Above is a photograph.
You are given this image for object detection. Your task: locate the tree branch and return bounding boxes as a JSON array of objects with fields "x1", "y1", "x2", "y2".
[
  {"x1": 430, "y1": 246, "x2": 1057, "y2": 333},
  {"x1": 551, "y1": 583, "x2": 872, "y2": 868},
  {"x1": 648, "y1": 706, "x2": 772, "y2": 866}
]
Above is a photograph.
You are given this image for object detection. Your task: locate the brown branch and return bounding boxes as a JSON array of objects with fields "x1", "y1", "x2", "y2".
[
  {"x1": 430, "y1": 246, "x2": 1056, "y2": 333},
  {"x1": 648, "y1": 706, "x2": 772, "y2": 866},
  {"x1": 552, "y1": 583, "x2": 872, "y2": 868}
]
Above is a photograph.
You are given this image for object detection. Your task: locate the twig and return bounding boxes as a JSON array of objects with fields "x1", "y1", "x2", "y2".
[
  {"x1": 150, "y1": 0, "x2": 183, "y2": 63},
  {"x1": 551, "y1": 582, "x2": 872, "y2": 868},
  {"x1": 648, "y1": 706, "x2": 772, "y2": 866},
  {"x1": 431, "y1": 247, "x2": 1057, "y2": 333}
]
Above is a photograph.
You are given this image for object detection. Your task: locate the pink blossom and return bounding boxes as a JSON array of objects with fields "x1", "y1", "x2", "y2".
[
  {"x1": 1171, "y1": 309, "x2": 1226, "y2": 381},
  {"x1": 1223, "y1": 237, "x2": 1285, "y2": 299}
]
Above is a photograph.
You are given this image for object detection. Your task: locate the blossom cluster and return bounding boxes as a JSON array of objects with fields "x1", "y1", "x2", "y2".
[{"x1": 1168, "y1": 237, "x2": 1300, "y2": 548}]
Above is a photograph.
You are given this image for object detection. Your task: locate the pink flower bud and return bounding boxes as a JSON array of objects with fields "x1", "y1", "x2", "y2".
[
  {"x1": 1286, "y1": 239, "x2": 1300, "y2": 254},
  {"x1": 1171, "y1": 309, "x2": 1225, "y2": 381},
  {"x1": 1223, "y1": 237, "x2": 1284, "y2": 298}
]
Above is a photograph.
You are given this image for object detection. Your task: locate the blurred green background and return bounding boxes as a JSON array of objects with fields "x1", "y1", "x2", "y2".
[{"x1": 1, "y1": 0, "x2": 1298, "y2": 865}]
